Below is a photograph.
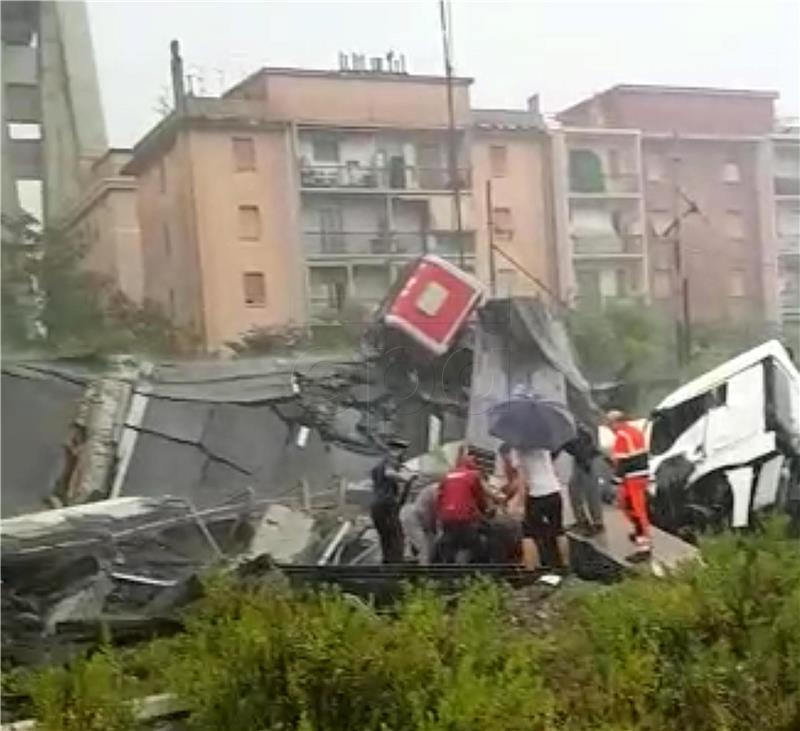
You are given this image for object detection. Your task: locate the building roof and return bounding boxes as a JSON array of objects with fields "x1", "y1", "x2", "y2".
[
  {"x1": 610, "y1": 83, "x2": 778, "y2": 99},
  {"x1": 472, "y1": 108, "x2": 545, "y2": 132},
  {"x1": 560, "y1": 83, "x2": 779, "y2": 119},
  {"x1": 122, "y1": 97, "x2": 288, "y2": 175},
  {"x1": 223, "y1": 65, "x2": 473, "y2": 99}
]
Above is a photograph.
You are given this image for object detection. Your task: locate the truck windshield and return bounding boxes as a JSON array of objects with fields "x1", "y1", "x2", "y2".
[{"x1": 649, "y1": 390, "x2": 720, "y2": 456}]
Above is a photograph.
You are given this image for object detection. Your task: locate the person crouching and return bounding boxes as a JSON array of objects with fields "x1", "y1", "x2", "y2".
[{"x1": 435, "y1": 454, "x2": 487, "y2": 563}]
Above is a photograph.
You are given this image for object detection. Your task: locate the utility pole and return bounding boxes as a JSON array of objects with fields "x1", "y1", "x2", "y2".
[
  {"x1": 438, "y1": 0, "x2": 465, "y2": 268},
  {"x1": 670, "y1": 132, "x2": 692, "y2": 365},
  {"x1": 486, "y1": 180, "x2": 496, "y2": 296}
]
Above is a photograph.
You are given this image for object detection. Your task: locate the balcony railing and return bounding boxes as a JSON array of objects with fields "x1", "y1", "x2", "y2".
[
  {"x1": 304, "y1": 230, "x2": 475, "y2": 257},
  {"x1": 774, "y1": 176, "x2": 800, "y2": 196},
  {"x1": 778, "y1": 236, "x2": 800, "y2": 257},
  {"x1": 569, "y1": 173, "x2": 640, "y2": 195},
  {"x1": 572, "y1": 234, "x2": 644, "y2": 257},
  {"x1": 299, "y1": 162, "x2": 471, "y2": 191},
  {"x1": 780, "y1": 289, "x2": 800, "y2": 320},
  {"x1": 573, "y1": 293, "x2": 645, "y2": 310}
]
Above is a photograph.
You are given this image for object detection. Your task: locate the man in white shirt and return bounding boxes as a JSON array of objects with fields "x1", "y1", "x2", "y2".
[
  {"x1": 512, "y1": 447, "x2": 569, "y2": 570},
  {"x1": 399, "y1": 482, "x2": 439, "y2": 565}
]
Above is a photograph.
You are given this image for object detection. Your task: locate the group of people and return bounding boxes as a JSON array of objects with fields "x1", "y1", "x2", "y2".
[{"x1": 370, "y1": 411, "x2": 653, "y2": 568}]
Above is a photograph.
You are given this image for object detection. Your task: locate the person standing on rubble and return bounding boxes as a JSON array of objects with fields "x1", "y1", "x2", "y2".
[
  {"x1": 370, "y1": 438, "x2": 410, "y2": 563},
  {"x1": 561, "y1": 425, "x2": 605, "y2": 536},
  {"x1": 436, "y1": 453, "x2": 488, "y2": 563},
  {"x1": 513, "y1": 446, "x2": 570, "y2": 570},
  {"x1": 400, "y1": 481, "x2": 439, "y2": 564},
  {"x1": 607, "y1": 410, "x2": 652, "y2": 560}
]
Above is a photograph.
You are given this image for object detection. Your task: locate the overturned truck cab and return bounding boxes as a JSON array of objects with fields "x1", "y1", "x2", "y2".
[{"x1": 648, "y1": 340, "x2": 800, "y2": 538}]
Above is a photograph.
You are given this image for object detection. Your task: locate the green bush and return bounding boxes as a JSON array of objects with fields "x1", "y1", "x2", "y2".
[
  {"x1": 20, "y1": 525, "x2": 800, "y2": 731},
  {"x1": 28, "y1": 651, "x2": 135, "y2": 731}
]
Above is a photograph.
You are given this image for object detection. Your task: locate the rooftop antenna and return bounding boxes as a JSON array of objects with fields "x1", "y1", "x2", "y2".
[{"x1": 170, "y1": 39, "x2": 186, "y2": 115}]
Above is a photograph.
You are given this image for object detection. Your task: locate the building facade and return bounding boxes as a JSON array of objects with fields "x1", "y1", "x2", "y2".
[
  {"x1": 471, "y1": 101, "x2": 561, "y2": 302},
  {"x1": 125, "y1": 63, "x2": 559, "y2": 351},
  {"x1": 772, "y1": 127, "x2": 800, "y2": 345},
  {"x1": 2, "y1": 0, "x2": 107, "y2": 224},
  {"x1": 555, "y1": 85, "x2": 791, "y2": 334},
  {"x1": 63, "y1": 150, "x2": 143, "y2": 303}
]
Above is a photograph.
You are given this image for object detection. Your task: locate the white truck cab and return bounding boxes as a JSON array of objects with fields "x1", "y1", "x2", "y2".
[{"x1": 648, "y1": 340, "x2": 800, "y2": 533}]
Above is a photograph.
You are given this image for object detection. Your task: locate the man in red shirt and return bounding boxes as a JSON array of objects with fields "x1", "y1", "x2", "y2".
[
  {"x1": 607, "y1": 410, "x2": 652, "y2": 560},
  {"x1": 436, "y1": 453, "x2": 487, "y2": 563}
]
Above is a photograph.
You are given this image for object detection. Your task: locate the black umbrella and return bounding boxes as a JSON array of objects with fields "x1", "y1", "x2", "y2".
[{"x1": 488, "y1": 394, "x2": 576, "y2": 451}]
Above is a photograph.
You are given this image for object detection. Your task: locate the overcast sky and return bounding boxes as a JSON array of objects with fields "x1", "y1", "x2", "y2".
[{"x1": 87, "y1": 0, "x2": 800, "y2": 148}]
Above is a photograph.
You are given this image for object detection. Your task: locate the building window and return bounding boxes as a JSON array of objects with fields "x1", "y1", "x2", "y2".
[
  {"x1": 653, "y1": 270, "x2": 671, "y2": 298},
  {"x1": 309, "y1": 267, "x2": 348, "y2": 315},
  {"x1": 163, "y1": 223, "x2": 171, "y2": 257},
  {"x1": 645, "y1": 154, "x2": 665, "y2": 182},
  {"x1": 728, "y1": 269, "x2": 746, "y2": 298},
  {"x1": 497, "y1": 268, "x2": 516, "y2": 296},
  {"x1": 569, "y1": 149, "x2": 604, "y2": 193},
  {"x1": 232, "y1": 137, "x2": 257, "y2": 172},
  {"x1": 722, "y1": 161, "x2": 741, "y2": 183},
  {"x1": 725, "y1": 211, "x2": 745, "y2": 239},
  {"x1": 312, "y1": 136, "x2": 340, "y2": 163},
  {"x1": 243, "y1": 272, "x2": 266, "y2": 306},
  {"x1": 492, "y1": 207, "x2": 514, "y2": 240},
  {"x1": 238, "y1": 205, "x2": 261, "y2": 240},
  {"x1": 489, "y1": 145, "x2": 508, "y2": 178},
  {"x1": 158, "y1": 160, "x2": 167, "y2": 193}
]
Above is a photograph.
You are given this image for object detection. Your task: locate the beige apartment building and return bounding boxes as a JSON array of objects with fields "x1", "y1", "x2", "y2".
[
  {"x1": 472, "y1": 102, "x2": 561, "y2": 301},
  {"x1": 64, "y1": 149, "x2": 143, "y2": 303},
  {"x1": 123, "y1": 62, "x2": 559, "y2": 351},
  {"x1": 116, "y1": 62, "x2": 797, "y2": 353}
]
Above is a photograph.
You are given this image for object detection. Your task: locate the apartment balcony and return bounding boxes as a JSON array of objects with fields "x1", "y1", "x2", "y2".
[
  {"x1": 572, "y1": 234, "x2": 644, "y2": 259},
  {"x1": 304, "y1": 230, "x2": 475, "y2": 259},
  {"x1": 781, "y1": 289, "x2": 800, "y2": 321},
  {"x1": 568, "y1": 173, "x2": 641, "y2": 197},
  {"x1": 299, "y1": 162, "x2": 471, "y2": 193},
  {"x1": 774, "y1": 176, "x2": 800, "y2": 197},
  {"x1": 573, "y1": 293, "x2": 645, "y2": 310},
  {"x1": 778, "y1": 236, "x2": 800, "y2": 258}
]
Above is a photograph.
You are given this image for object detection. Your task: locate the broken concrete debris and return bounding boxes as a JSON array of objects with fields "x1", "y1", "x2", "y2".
[
  {"x1": 0, "y1": 496, "x2": 319, "y2": 666},
  {"x1": 0, "y1": 294, "x2": 712, "y2": 681}
]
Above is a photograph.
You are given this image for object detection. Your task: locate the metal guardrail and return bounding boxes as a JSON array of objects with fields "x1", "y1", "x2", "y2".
[
  {"x1": 304, "y1": 231, "x2": 475, "y2": 257},
  {"x1": 299, "y1": 163, "x2": 471, "y2": 191},
  {"x1": 778, "y1": 236, "x2": 800, "y2": 256},
  {"x1": 569, "y1": 173, "x2": 640, "y2": 195},
  {"x1": 572, "y1": 234, "x2": 644, "y2": 256},
  {"x1": 304, "y1": 230, "x2": 425, "y2": 256}
]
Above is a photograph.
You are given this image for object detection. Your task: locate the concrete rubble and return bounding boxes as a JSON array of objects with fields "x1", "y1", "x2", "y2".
[{"x1": 0, "y1": 295, "x2": 706, "y2": 679}]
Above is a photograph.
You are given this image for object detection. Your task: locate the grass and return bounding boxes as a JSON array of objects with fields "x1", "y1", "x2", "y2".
[{"x1": 9, "y1": 521, "x2": 800, "y2": 731}]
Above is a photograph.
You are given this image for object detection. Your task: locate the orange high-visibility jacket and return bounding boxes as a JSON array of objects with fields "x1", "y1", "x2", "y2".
[{"x1": 611, "y1": 422, "x2": 649, "y2": 486}]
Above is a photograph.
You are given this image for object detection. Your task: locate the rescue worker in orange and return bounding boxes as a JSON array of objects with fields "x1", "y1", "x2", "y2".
[{"x1": 606, "y1": 410, "x2": 652, "y2": 560}]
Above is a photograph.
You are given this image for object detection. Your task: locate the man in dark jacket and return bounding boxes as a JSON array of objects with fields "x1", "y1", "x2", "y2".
[
  {"x1": 562, "y1": 425, "x2": 605, "y2": 535},
  {"x1": 370, "y1": 439, "x2": 409, "y2": 563}
]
